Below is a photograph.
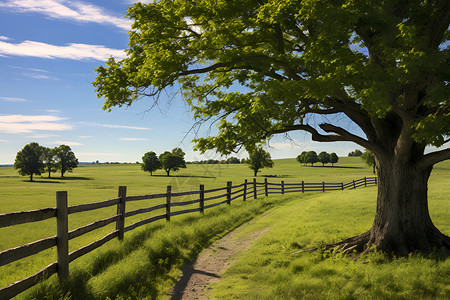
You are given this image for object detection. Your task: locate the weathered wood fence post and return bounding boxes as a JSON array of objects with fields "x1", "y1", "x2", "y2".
[
  {"x1": 281, "y1": 181, "x2": 284, "y2": 194},
  {"x1": 341, "y1": 182, "x2": 344, "y2": 190},
  {"x1": 264, "y1": 178, "x2": 268, "y2": 197},
  {"x1": 243, "y1": 179, "x2": 247, "y2": 201},
  {"x1": 56, "y1": 191, "x2": 69, "y2": 280},
  {"x1": 253, "y1": 178, "x2": 257, "y2": 199},
  {"x1": 166, "y1": 186, "x2": 171, "y2": 221},
  {"x1": 364, "y1": 177, "x2": 367, "y2": 187},
  {"x1": 353, "y1": 180, "x2": 356, "y2": 189},
  {"x1": 301, "y1": 181, "x2": 305, "y2": 193},
  {"x1": 117, "y1": 186, "x2": 127, "y2": 240},
  {"x1": 199, "y1": 184, "x2": 205, "y2": 214},
  {"x1": 227, "y1": 181, "x2": 232, "y2": 205},
  {"x1": 322, "y1": 182, "x2": 325, "y2": 192}
]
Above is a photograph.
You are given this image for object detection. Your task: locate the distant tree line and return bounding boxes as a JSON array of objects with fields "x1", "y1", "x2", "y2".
[
  {"x1": 142, "y1": 148, "x2": 187, "y2": 176},
  {"x1": 188, "y1": 157, "x2": 244, "y2": 165},
  {"x1": 296, "y1": 151, "x2": 339, "y2": 167},
  {"x1": 348, "y1": 149, "x2": 363, "y2": 157},
  {"x1": 14, "y1": 142, "x2": 79, "y2": 181}
]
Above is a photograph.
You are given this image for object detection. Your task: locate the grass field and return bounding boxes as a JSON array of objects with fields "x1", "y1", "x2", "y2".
[{"x1": 0, "y1": 157, "x2": 448, "y2": 299}]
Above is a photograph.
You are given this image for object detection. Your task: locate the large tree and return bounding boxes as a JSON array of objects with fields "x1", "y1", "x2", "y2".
[
  {"x1": 14, "y1": 142, "x2": 44, "y2": 182},
  {"x1": 54, "y1": 145, "x2": 78, "y2": 178},
  {"x1": 93, "y1": 0, "x2": 450, "y2": 255},
  {"x1": 247, "y1": 147, "x2": 274, "y2": 177}
]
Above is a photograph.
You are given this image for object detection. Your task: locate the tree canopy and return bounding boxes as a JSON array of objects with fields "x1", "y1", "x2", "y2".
[
  {"x1": 94, "y1": 0, "x2": 450, "y2": 255},
  {"x1": 142, "y1": 151, "x2": 161, "y2": 175},
  {"x1": 246, "y1": 147, "x2": 273, "y2": 177},
  {"x1": 54, "y1": 145, "x2": 78, "y2": 178},
  {"x1": 159, "y1": 148, "x2": 186, "y2": 176},
  {"x1": 14, "y1": 142, "x2": 44, "y2": 181}
]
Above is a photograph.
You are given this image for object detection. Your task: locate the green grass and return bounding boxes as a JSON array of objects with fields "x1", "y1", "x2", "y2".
[
  {"x1": 209, "y1": 162, "x2": 450, "y2": 299},
  {"x1": 0, "y1": 158, "x2": 448, "y2": 299}
]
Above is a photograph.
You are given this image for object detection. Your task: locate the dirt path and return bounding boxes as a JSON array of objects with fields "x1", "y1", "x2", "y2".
[{"x1": 169, "y1": 226, "x2": 270, "y2": 300}]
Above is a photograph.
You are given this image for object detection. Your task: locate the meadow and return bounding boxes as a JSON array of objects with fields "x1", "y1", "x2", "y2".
[{"x1": 0, "y1": 157, "x2": 448, "y2": 299}]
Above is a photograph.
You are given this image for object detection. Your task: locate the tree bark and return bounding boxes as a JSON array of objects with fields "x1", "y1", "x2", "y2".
[{"x1": 333, "y1": 158, "x2": 450, "y2": 256}]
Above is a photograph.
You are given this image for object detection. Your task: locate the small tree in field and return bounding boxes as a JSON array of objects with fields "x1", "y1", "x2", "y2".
[
  {"x1": 247, "y1": 147, "x2": 273, "y2": 177},
  {"x1": 318, "y1": 151, "x2": 331, "y2": 166},
  {"x1": 54, "y1": 145, "x2": 78, "y2": 177},
  {"x1": 14, "y1": 142, "x2": 44, "y2": 181},
  {"x1": 41, "y1": 147, "x2": 57, "y2": 178},
  {"x1": 305, "y1": 151, "x2": 319, "y2": 167},
  {"x1": 361, "y1": 150, "x2": 376, "y2": 174},
  {"x1": 330, "y1": 153, "x2": 339, "y2": 167},
  {"x1": 159, "y1": 148, "x2": 186, "y2": 176},
  {"x1": 142, "y1": 151, "x2": 161, "y2": 175}
]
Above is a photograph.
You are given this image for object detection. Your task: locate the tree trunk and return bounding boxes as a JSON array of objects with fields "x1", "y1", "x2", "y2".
[
  {"x1": 30, "y1": 173, "x2": 33, "y2": 182},
  {"x1": 254, "y1": 170, "x2": 257, "y2": 177},
  {"x1": 334, "y1": 158, "x2": 450, "y2": 256}
]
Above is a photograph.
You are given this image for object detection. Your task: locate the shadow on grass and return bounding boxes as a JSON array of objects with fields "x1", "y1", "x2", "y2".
[
  {"x1": 150, "y1": 174, "x2": 216, "y2": 179},
  {"x1": 262, "y1": 175, "x2": 294, "y2": 178}
]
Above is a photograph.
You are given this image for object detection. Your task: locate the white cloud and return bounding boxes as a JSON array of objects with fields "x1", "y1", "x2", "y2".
[
  {"x1": 119, "y1": 137, "x2": 149, "y2": 141},
  {"x1": 0, "y1": 139, "x2": 8, "y2": 142},
  {"x1": 80, "y1": 122, "x2": 151, "y2": 130},
  {"x1": 0, "y1": 0, "x2": 132, "y2": 31},
  {"x1": 0, "y1": 36, "x2": 10, "y2": 41},
  {"x1": 0, "y1": 39, "x2": 126, "y2": 61},
  {"x1": 76, "y1": 152, "x2": 123, "y2": 158},
  {"x1": 78, "y1": 135, "x2": 92, "y2": 138},
  {"x1": 0, "y1": 96, "x2": 29, "y2": 102},
  {"x1": 51, "y1": 141, "x2": 83, "y2": 146},
  {"x1": 0, "y1": 114, "x2": 72, "y2": 133},
  {"x1": 27, "y1": 134, "x2": 60, "y2": 138}
]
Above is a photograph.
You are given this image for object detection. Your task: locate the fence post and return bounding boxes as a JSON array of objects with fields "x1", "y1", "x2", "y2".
[
  {"x1": 264, "y1": 178, "x2": 268, "y2": 197},
  {"x1": 56, "y1": 191, "x2": 69, "y2": 280},
  {"x1": 302, "y1": 181, "x2": 304, "y2": 193},
  {"x1": 341, "y1": 182, "x2": 344, "y2": 190},
  {"x1": 117, "y1": 186, "x2": 127, "y2": 241},
  {"x1": 166, "y1": 186, "x2": 171, "y2": 221},
  {"x1": 199, "y1": 184, "x2": 204, "y2": 214},
  {"x1": 281, "y1": 181, "x2": 284, "y2": 195},
  {"x1": 227, "y1": 181, "x2": 232, "y2": 205},
  {"x1": 353, "y1": 180, "x2": 356, "y2": 189},
  {"x1": 243, "y1": 179, "x2": 247, "y2": 201},
  {"x1": 364, "y1": 177, "x2": 367, "y2": 187},
  {"x1": 253, "y1": 178, "x2": 257, "y2": 199}
]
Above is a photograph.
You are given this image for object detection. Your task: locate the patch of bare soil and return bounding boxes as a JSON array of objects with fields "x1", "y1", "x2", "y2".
[{"x1": 168, "y1": 226, "x2": 270, "y2": 299}]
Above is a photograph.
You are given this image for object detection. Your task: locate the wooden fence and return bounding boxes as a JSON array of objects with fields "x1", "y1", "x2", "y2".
[{"x1": 0, "y1": 177, "x2": 377, "y2": 299}]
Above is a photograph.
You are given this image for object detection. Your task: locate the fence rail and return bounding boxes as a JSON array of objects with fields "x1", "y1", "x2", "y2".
[{"x1": 0, "y1": 176, "x2": 377, "y2": 299}]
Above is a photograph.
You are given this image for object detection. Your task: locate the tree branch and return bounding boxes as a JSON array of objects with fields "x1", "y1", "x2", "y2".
[
  {"x1": 419, "y1": 147, "x2": 450, "y2": 168},
  {"x1": 270, "y1": 123, "x2": 371, "y2": 149}
]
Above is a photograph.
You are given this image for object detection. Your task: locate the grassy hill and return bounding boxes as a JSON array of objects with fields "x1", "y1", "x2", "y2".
[{"x1": 0, "y1": 157, "x2": 448, "y2": 299}]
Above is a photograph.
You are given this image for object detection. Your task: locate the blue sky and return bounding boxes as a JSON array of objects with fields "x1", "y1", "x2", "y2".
[{"x1": 0, "y1": 0, "x2": 363, "y2": 165}]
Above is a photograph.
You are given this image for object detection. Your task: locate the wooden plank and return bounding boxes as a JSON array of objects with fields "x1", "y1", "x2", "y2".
[
  {"x1": 230, "y1": 193, "x2": 244, "y2": 202},
  {"x1": 68, "y1": 198, "x2": 120, "y2": 214},
  {"x1": 199, "y1": 184, "x2": 205, "y2": 214},
  {"x1": 125, "y1": 203, "x2": 167, "y2": 218},
  {"x1": 166, "y1": 186, "x2": 171, "y2": 221},
  {"x1": 170, "y1": 207, "x2": 201, "y2": 217},
  {"x1": 124, "y1": 214, "x2": 166, "y2": 233},
  {"x1": 116, "y1": 186, "x2": 126, "y2": 240},
  {"x1": 226, "y1": 181, "x2": 232, "y2": 205},
  {"x1": 68, "y1": 215, "x2": 120, "y2": 240},
  {"x1": 230, "y1": 188, "x2": 245, "y2": 196},
  {"x1": 203, "y1": 199, "x2": 228, "y2": 210},
  {"x1": 0, "y1": 262, "x2": 57, "y2": 300},
  {"x1": 0, "y1": 236, "x2": 57, "y2": 267},
  {"x1": 203, "y1": 186, "x2": 227, "y2": 193},
  {"x1": 170, "y1": 199, "x2": 201, "y2": 207},
  {"x1": 171, "y1": 190, "x2": 200, "y2": 197},
  {"x1": 0, "y1": 208, "x2": 56, "y2": 228},
  {"x1": 125, "y1": 193, "x2": 167, "y2": 202},
  {"x1": 56, "y1": 191, "x2": 69, "y2": 280},
  {"x1": 68, "y1": 231, "x2": 118, "y2": 263},
  {"x1": 203, "y1": 193, "x2": 227, "y2": 202}
]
